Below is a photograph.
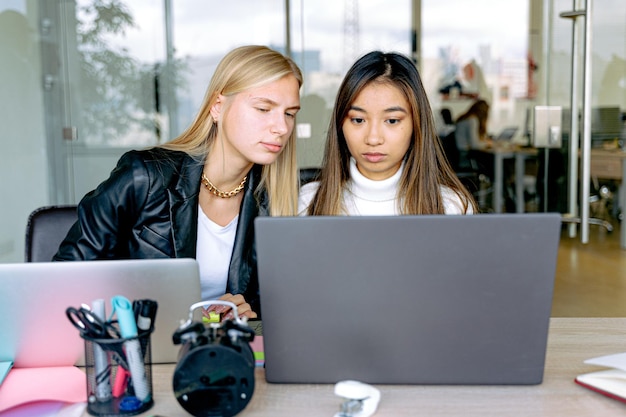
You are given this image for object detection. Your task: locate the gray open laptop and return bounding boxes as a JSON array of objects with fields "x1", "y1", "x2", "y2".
[
  {"x1": 494, "y1": 126, "x2": 518, "y2": 141},
  {"x1": 255, "y1": 213, "x2": 561, "y2": 385},
  {"x1": 0, "y1": 258, "x2": 201, "y2": 368}
]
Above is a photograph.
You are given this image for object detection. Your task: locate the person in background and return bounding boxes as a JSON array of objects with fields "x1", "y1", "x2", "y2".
[
  {"x1": 455, "y1": 99, "x2": 516, "y2": 211},
  {"x1": 454, "y1": 99, "x2": 492, "y2": 172},
  {"x1": 299, "y1": 50, "x2": 475, "y2": 216},
  {"x1": 54, "y1": 45, "x2": 303, "y2": 320}
]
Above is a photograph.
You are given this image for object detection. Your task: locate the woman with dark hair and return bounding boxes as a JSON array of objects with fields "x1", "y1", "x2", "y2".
[
  {"x1": 455, "y1": 99, "x2": 491, "y2": 150},
  {"x1": 456, "y1": 99, "x2": 518, "y2": 211},
  {"x1": 299, "y1": 50, "x2": 475, "y2": 216},
  {"x1": 454, "y1": 99, "x2": 493, "y2": 173}
]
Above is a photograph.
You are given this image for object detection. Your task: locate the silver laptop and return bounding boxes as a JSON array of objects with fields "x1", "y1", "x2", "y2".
[
  {"x1": 255, "y1": 213, "x2": 561, "y2": 385},
  {"x1": 495, "y1": 126, "x2": 518, "y2": 141},
  {"x1": 0, "y1": 258, "x2": 201, "y2": 368}
]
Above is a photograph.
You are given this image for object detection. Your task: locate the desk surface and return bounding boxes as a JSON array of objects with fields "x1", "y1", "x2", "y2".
[
  {"x1": 111, "y1": 318, "x2": 626, "y2": 417},
  {"x1": 590, "y1": 148, "x2": 626, "y2": 158},
  {"x1": 475, "y1": 142, "x2": 538, "y2": 155}
]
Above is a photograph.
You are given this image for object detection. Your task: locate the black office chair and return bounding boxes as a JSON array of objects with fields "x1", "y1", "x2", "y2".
[
  {"x1": 299, "y1": 167, "x2": 321, "y2": 186},
  {"x1": 440, "y1": 107, "x2": 454, "y2": 126},
  {"x1": 439, "y1": 131, "x2": 492, "y2": 211},
  {"x1": 560, "y1": 179, "x2": 615, "y2": 232},
  {"x1": 25, "y1": 205, "x2": 78, "y2": 262}
]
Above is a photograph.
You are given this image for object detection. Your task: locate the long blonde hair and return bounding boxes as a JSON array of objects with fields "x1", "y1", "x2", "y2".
[
  {"x1": 308, "y1": 51, "x2": 476, "y2": 215},
  {"x1": 162, "y1": 45, "x2": 303, "y2": 216}
]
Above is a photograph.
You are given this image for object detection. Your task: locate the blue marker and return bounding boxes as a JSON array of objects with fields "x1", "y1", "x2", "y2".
[{"x1": 111, "y1": 295, "x2": 150, "y2": 402}]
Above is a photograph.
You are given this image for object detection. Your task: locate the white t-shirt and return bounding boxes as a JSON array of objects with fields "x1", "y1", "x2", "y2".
[
  {"x1": 196, "y1": 206, "x2": 238, "y2": 300},
  {"x1": 298, "y1": 158, "x2": 470, "y2": 215}
]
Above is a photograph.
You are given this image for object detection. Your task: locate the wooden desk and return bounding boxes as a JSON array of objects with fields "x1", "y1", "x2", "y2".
[
  {"x1": 590, "y1": 148, "x2": 626, "y2": 249},
  {"x1": 109, "y1": 318, "x2": 626, "y2": 417},
  {"x1": 591, "y1": 148, "x2": 626, "y2": 180},
  {"x1": 479, "y1": 145, "x2": 538, "y2": 213}
]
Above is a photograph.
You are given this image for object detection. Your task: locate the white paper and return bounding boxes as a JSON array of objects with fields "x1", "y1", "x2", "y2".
[{"x1": 584, "y1": 352, "x2": 626, "y2": 372}]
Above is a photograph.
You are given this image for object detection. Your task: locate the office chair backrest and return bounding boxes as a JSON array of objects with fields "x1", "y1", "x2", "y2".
[
  {"x1": 440, "y1": 131, "x2": 461, "y2": 171},
  {"x1": 299, "y1": 167, "x2": 321, "y2": 186},
  {"x1": 441, "y1": 107, "x2": 454, "y2": 126},
  {"x1": 25, "y1": 205, "x2": 78, "y2": 262}
]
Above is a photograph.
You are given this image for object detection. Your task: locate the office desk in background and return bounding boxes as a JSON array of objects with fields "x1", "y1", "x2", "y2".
[
  {"x1": 478, "y1": 145, "x2": 538, "y2": 213},
  {"x1": 109, "y1": 318, "x2": 626, "y2": 417},
  {"x1": 590, "y1": 148, "x2": 626, "y2": 249}
]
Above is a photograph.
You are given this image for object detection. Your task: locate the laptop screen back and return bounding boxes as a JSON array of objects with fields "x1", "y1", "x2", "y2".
[
  {"x1": 0, "y1": 258, "x2": 201, "y2": 368},
  {"x1": 255, "y1": 214, "x2": 561, "y2": 385}
]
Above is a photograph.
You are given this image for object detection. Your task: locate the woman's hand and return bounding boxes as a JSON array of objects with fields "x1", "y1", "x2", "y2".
[{"x1": 203, "y1": 293, "x2": 258, "y2": 321}]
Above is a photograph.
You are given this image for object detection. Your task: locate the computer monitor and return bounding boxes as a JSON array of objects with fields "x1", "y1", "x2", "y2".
[
  {"x1": 590, "y1": 106, "x2": 622, "y2": 147},
  {"x1": 559, "y1": 106, "x2": 622, "y2": 148}
]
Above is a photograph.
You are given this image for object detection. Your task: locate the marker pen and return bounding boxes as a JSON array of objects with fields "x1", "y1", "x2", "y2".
[
  {"x1": 133, "y1": 299, "x2": 158, "y2": 332},
  {"x1": 112, "y1": 295, "x2": 150, "y2": 402},
  {"x1": 112, "y1": 366, "x2": 130, "y2": 397},
  {"x1": 133, "y1": 299, "x2": 158, "y2": 358},
  {"x1": 91, "y1": 298, "x2": 112, "y2": 402}
]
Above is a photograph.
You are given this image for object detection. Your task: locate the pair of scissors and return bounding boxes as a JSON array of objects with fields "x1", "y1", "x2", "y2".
[
  {"x1": 66, "y1": 305, "x2": 129, "y2": 369},
  {"x1": 66, "y1": 306, "x2": 120, "y2": 339}
]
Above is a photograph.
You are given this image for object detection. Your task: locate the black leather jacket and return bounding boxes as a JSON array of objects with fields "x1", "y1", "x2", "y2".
[{"x1": 53, "y1": 148, "x2": 267, "y2": 313}]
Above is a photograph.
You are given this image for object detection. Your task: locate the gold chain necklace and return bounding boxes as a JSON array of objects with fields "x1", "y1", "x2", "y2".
[{"x1": 201, "y1": 173, "x2": 247, "y2": 198}]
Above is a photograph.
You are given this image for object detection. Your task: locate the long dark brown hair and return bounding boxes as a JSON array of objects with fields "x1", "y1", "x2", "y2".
[
  {"x1": 456, "y1": 99, "x2": 490, "y2": 138},
  {"x1": 306, "y1": 51, "x2": 476, "y2": 215}
]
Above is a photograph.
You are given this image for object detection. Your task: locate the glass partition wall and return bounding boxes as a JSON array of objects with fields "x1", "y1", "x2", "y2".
[
  {"x1": 542, "y1": 0, "x2": 625, "y2": 238},
  {"x1": 36, "y1": 0, "x2": 530, "y2": 202},
  {"x1": 37, "y1": 0, "x2": 413, "y2": 202},
  {"x1": 0, "y1": 0, "x2": 624, "y2": 262},
  {"x1": 37, "y1": 0, "x2": 530, "y2": 202},
  {"x1": 421, "y1": 0, "x2": 532, "y2": 137}
]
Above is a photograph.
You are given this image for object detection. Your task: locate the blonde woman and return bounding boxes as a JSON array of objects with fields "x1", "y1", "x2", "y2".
[{"x1": 55, "y1": 45, "x2": 302, "y2": 319}]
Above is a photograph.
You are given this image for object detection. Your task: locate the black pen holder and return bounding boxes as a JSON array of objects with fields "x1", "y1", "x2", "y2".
[{"x1": 82, "y1": 330, "x2": 154, "y2": 417}]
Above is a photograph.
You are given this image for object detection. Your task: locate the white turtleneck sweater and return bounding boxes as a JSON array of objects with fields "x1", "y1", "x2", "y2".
[{"x1": 298, "y1": 158, "x2": 469, "y2": 215}]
